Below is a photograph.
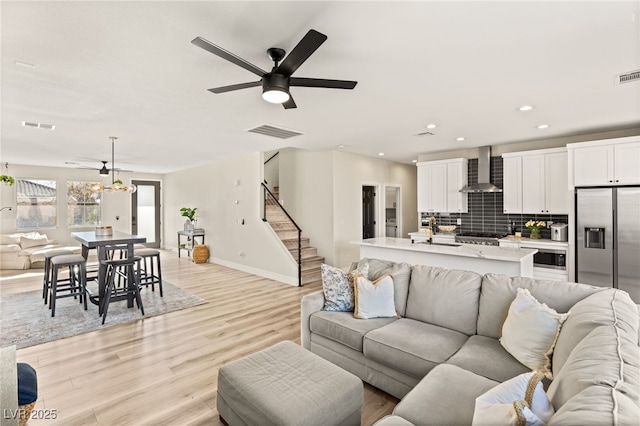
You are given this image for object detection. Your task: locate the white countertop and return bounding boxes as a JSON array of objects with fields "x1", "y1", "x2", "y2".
[
  {"x1": 352, "y1": 237, "x2": 537, "y2": 262},
  {"x1": 499, "y1": 237, "x2": 569, "y2": 248}
]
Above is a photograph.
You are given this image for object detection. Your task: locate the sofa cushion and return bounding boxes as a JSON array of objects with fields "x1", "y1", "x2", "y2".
[
  {"x1": 477, "y1": 274, "x2": 601, "y2": 339},
  {"x1": 372, "y1": 415, "x2": 415, "y2": 426},
  {"x1": 354, "y1": 275, "x2": 397, "y2": 319},
  {"x1": 393, "y1": 364, "x2": 498, "y2": 426},
  {"x1": 310, "y1": 311, "x2": 397, "y2": 352},
  {"x1": 446, "y1": 335, "x2": 529, "y2": 383},
  {"x1": 0, "y1": 244, "x2": 20, "y2": 253},
  {"x1": 363, "y1": 318, "x2": 468, "y2": 379},
  {"x1": 500, "y1": 288, "x2": 568, "y2": 378},
  {"x1": 19, "y1": 234, "x2": 49, "y2": 249},
  {"x1": 472, "y1": 372, "x2": 554, "y2": 426},
  {"x1": 547, "y1": 384, "x2": 640, "y2": 426},
  {"x1": 547, "y1": 325, "x2": 640, "y2": 410},
  {"x1": 405, "y1": 265, "x2": 482, "y2": 335},
  {"x1": 553, "y1": 289, "x2": 639, "y2": 376},
  {"x1": 356, "y1": 258, "x2": 412, "y2": 317}
]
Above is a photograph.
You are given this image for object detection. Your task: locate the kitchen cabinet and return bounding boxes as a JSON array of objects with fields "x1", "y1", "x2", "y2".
[
  {"x1": 503, "y1": 148, "x2": 569, "y2": 214},
  {"x1": 568, "y1": 137, "x2": 640, "y2": 187},
  {"x1": 417, "y1": 159, "x2": 467, "y2": 213}
]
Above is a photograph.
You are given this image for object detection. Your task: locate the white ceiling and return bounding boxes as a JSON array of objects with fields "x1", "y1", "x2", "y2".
[{"x1": 1, "y1": 1, "x2": 639, "y2": 174}]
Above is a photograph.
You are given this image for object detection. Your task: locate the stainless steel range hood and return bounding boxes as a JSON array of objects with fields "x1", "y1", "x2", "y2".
[{"x1": 460, "y1": 146, "x2": 503, "y2": 193}]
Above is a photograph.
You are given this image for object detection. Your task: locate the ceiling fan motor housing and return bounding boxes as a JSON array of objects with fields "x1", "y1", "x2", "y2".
[{"x1": 262, "y1": 73, "x2": 290, "y2": 101}]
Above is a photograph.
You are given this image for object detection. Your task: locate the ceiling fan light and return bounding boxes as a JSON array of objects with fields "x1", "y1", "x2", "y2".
[{"x1": 262, "y1": 88, "x2": 290, "y2": 104}]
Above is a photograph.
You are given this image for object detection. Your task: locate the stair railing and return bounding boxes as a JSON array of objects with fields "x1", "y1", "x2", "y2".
[{"x1": 261, "y1": 182, "x2": 302, "y2": 287}]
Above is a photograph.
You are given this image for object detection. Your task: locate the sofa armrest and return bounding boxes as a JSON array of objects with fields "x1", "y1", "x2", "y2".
[
  {"x1": 301, "y1": 290, "x2": 325, "y2": 350},
  {"x1": 0, "y1": 244, "x2": 20, "y2": 253}
]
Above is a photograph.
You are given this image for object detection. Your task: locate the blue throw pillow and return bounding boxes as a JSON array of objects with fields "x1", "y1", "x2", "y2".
[
  {"x1": 321, "y1": 264, "x2": 354, "y2": 312},
  {"x1": 17, "y1": 363, "x2": 37, "y2": 405}
]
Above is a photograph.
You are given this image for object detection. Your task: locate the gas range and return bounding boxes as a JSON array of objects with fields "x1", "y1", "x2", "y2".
[{"x1": 455, "y1": 232, "x2": 507, "y2": 246}]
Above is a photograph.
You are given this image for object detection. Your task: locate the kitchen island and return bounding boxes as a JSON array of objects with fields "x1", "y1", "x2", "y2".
[{"x1": 352, "y1": 237, "x2": 537, "y2": 277}]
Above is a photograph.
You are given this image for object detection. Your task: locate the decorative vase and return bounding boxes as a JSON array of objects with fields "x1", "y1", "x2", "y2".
[
  {"x1": 184, "y1": 219, "x2": 194, "y2": 231},
  {"x1": 530, "y1": 228, "x2": 541, "y2": 239}
]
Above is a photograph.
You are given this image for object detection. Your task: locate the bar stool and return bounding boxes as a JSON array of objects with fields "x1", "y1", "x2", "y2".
[
  {"x1": 42, "y1": 249, "x2": 74, "y2": 305},
  {"x1": 49, "y1": 254, "x2": 87, "y2": 317},
  {"x1": 101, "y1": 256, "x2": 144, "y2": 324},
  {"x1": 134, "y1": 248, "x2": 163, "y2": 297}
]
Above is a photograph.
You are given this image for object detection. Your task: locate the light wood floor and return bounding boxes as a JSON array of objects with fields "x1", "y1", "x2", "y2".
[{"x1": 1, "y1": 251, "x2": 398, "y2": 425}]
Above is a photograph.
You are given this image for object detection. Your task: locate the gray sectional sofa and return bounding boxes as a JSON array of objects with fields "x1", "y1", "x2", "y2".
[{"x1": 300, "y1": 258, "x2": 640, "y2": 425}]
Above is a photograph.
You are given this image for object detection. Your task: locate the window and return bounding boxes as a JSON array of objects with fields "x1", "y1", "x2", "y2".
[
  {"x1": 67, "y1": 181, "x2": 102, "y2": 226},
  {"x1": 16, "y1": 179, "x2": 57, "y2": 229}
]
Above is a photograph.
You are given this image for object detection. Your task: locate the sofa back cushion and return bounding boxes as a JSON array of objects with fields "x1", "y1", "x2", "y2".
[
  {"x1": 405, "y1": 265, "x2": 482, "y2": 335},
  {"x1": 552, "y1": 288, "x2": 638, "y2": 375},
  {"x1": 547, "y1": 325, "x2": 640, "y2": 411},
  {"x1": 355, "y1": 258, "x2": 412, "y2": 317},
  {"x1": 477, "y1": 274, "x2": 602, "y2": 339}
]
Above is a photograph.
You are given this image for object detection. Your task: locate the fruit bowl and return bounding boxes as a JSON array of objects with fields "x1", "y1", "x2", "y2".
[{"x1": 438, "y1": 225, "x2": 457, "y2": 233}]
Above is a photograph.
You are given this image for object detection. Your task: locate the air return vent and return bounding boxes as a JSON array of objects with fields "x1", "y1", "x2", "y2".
[
  {"x1": 247, "y1": 124, "x2": 304, "y2": 139},
  {"x1": 616, "y1": 69, "x2": 640, "y2": 84},
  {"x1": 22, "y1": 121, "x2": 55, "y2": 130}
]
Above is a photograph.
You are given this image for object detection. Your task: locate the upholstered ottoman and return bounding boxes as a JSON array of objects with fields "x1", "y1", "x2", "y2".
[{"x1": 217, "y1": 340, "x2": 363, "y2": 426}]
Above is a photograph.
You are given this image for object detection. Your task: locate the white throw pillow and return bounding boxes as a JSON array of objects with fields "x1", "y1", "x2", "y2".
[
  {"x1": 473, "y1": 371, "x2": 554, "y2": 426},
  {"x1": 20, "y1": 234, "x2": 49, "y2": 249},
  {"x1": 500, "y1": 288, "x2": 569, "y2": 378},
  {"x1": 353, "y1": 274, "x2": 397, "y2": 319}
]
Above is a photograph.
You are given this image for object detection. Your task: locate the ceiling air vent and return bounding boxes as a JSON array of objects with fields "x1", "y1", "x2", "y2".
[
  {"x1": 247, "y1": 124, "x2": 304, "y2": 139},
  {"x1": 21, "y1": 121, "x2": 55, "y2": 130},
  {"x1": 616, "y1": 69, "x2": 640, "y2": 84}
]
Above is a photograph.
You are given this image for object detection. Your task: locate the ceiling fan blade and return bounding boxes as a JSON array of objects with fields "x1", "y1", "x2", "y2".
[
  {"x1": 290, "y1": 77, "x2": 357, "y2": 89},
  {"x1": 191, "y1": 36, "x2": 267, "y2": 77},
  {"x1": 275, "y1": 29, "x2": 327, "y2": 77},
  {"x1": 208, "y1": 81, "x2": 262, "y2": 94},
  {"x1": 282, "y1": 95, "x2": 297, "y2": 109}
]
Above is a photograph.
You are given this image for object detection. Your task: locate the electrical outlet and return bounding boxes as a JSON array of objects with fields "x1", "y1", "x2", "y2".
[
  {"x1": 547, "y1": 221, "x2": 553, "y2": 228},
  {"x1": 456, "y1": 218, "x2": 462, "y2": 225}
]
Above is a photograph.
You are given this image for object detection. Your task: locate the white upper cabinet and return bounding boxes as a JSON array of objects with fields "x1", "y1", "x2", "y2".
[
  {"x1": 503, "y1": 148, "x2": 569, "y2": 214},
  {"x1": 417, "y1": 158, "x2": 468, "y2": 213},
  {"x1": 568, "y1": 137, "x2": 640, "y2": 187},
  {"x1": 502, "y1": 156, "x2": 522, "y2": 214}
]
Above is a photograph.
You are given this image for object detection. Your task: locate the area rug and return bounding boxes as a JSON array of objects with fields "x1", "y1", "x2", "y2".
[{"x1": 0, "y1": 280, "x2": 207, "y2": 349}]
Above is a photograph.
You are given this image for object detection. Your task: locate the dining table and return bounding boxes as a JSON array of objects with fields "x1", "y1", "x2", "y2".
[{"x1": 71, "y1": 230, "x2": 147, "y2": 314}]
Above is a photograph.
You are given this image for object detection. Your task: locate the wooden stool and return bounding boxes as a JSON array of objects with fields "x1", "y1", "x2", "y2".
[
  {"x1": 42, "y1": 249, "x2": 74, "y2": 305},
  {"x1": 49, "y1": 254, "x2": 87, "y2": 317},
  {"x1": 101, "y1": 256, "x2": 144, "y2": 324},
  {"x1": 134, "y1": 248, "x2": 163, "y2": 297}
]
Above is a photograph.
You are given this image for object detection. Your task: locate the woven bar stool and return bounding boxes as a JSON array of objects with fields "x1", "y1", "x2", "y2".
[
  {"x1": 101, "y1": 255, "x2": 144, "y2": 324},
  {"x1": 49, "y1": 254, "x2": 87, "y2": 317},
  {"x1": 134, "y1": 248, "x2": 163, "y2": 297},
  {"x1": 42, "y1": 248, "x2": 74, "y2": 305}
]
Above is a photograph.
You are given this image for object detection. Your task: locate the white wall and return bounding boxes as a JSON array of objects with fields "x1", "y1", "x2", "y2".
[
  {"x1": 332, "y1": 151, "x2": 417, "y2": 268},
  {"x1": 0, "y1": 164, "x2": 161, "y2": 245},
  {"x1": 163, "y1": 152, "x2": 298, "y2": 285}
]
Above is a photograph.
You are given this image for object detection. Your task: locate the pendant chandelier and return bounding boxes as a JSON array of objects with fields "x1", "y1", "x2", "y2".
[{"x1": 92, "y1": 137, "x2": 137, "y2": 193}]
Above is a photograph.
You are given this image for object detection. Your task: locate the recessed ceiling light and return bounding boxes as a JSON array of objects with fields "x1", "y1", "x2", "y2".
[
  {"x1": 456, "y1": 137, "x2": 465, "y2": 141},
  {"x1": 537, "y1": 124, "x2": 550, "y2": 129},
  {"x1": 426, "y1": 124, "x2": 437, "y2": 129},
  {"x1": 15, "y1": 60, "x2": 36, "y2": 69},
  {"x1": 378, "y1": 152, "x2": 385, "y2": 156},
  {"x1": 337, "y1": 145, "x2": 345, "y2": 149},
  {"x1": 519, "y1": 105, "x2": 534, "y2": 111}
]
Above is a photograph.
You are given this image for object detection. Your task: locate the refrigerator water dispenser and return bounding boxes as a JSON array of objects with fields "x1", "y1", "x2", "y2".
[{"x1": 584, "y1": 227, "x2": 605, "y2": 249}]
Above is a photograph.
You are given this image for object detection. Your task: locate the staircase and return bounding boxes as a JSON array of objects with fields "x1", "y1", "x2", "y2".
[{"x1": 264, "y1": 186, "x2": 324, "y2": 286}]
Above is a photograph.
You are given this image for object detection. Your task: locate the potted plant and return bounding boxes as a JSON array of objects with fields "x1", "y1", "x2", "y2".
[
  {"x1": 525, "y1": 220, "x2": 546, "y2": 239},
  {"x1": 180, "y1": 207, "x2": 197, "y2": 231},
  {"x1": 0, "y1": 175, "x2": 15, "y2": 186}
]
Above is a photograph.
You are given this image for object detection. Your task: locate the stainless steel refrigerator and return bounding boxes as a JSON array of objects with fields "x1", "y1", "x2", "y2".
[{"x1": 576, "y1": 187, "x2": 640, "y2": 303}]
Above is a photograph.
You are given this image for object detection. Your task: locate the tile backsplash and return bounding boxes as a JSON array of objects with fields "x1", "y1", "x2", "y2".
[{"x1": 420, "y1": 157, "x2": 569, "y2": 239}]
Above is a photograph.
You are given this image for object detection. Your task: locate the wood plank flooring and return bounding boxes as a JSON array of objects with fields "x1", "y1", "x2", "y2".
[{"x1": 0, "y1": 251, "x2": 398, "y2": 425}]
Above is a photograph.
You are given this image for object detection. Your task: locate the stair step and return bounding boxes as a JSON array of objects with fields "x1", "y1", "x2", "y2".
[
  {"x1": 269, "y1": 221, "x2": 298, "y2": 231},
  {"x1": 289, "y1": 246, "x2": 318, "y2": 259},
  {"x1": 274, "y1": 230, "x2": 300, "y2": 240},
  {"x1": 301, "y1": 265, "x2": 322, "y2": 285},
  {"x1": 301, "y1": 256, "x2": 324, "y2": 270},
  {"x1": 281, "y1": 237, "x2": 311, "y2": 249}
]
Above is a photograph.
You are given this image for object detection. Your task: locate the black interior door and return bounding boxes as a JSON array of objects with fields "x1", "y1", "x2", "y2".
[{"x1": 363, "y1": 185, "x2": 376, "y2": 239}]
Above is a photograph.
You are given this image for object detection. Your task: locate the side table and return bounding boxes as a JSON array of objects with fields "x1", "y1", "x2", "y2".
[{"x1": 178, "y1": 230, "x2": 205, "y2": 258}]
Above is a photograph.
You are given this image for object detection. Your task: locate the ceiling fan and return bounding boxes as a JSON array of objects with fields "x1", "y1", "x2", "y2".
[{"x1": 191, "y1": 29, "x2": 357, "y2": 109}]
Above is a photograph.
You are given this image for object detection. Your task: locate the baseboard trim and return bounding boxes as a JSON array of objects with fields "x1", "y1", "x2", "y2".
[{"x1": 208, "y1": 256, "x2": 297, "y2": 287}]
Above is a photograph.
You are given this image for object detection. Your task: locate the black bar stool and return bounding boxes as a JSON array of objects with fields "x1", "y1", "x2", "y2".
[
  {"x1": 101, "y1": 255, "x2": 144, "y2": 324},
  {"x1": 42, "y1": 249, "x2": 74, "y2": 305},
  {"x1": 134, "y1": 248, "x2": 163, "y2": 297},
  {"x1": 49, "y1": 254, "x2": 87, "y2": 317}
]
